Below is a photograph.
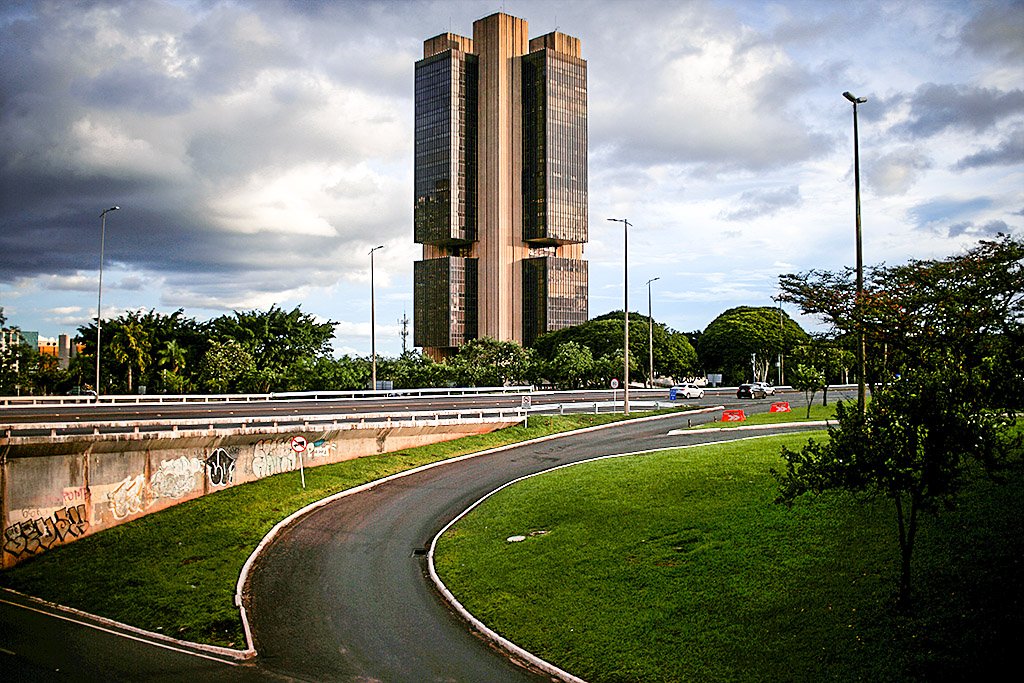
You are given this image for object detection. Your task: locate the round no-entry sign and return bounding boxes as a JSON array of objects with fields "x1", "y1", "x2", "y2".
[{"x1": 290, "y1": 436, "x2": 308, "y2": 453}]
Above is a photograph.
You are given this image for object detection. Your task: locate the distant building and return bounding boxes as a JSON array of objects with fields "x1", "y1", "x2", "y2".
[{"x1": 413, "y1": 12, "x2": 589, "y2": 359}]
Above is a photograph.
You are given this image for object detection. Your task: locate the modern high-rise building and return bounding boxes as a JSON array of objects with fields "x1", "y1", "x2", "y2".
[{"x1": 413, "y1": 12, "x2": 588, "y2": 359}]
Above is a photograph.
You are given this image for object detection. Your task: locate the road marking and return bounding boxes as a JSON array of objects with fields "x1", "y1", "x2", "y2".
[{"x1": 0, "y1": 595, "x2": 245, "y2": 666}]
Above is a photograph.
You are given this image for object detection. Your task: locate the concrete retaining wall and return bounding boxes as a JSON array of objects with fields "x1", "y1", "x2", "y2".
[{"x1": 1, "y1": 421, "x2": 516, "y2": 569}]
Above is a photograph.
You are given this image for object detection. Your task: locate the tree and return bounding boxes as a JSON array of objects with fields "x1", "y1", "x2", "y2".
[
  {"x1": 198, "y1": 339, "x2": 257, "y2": 394},
  {"x1": 788, "y1": 363, "x2": 825, "y2": 418},
  {"x1": 775, "y1": 365, "x2": 1018, "y2": 605},
  {"x1": 774, "y1": 236, "x2": 1024, "y2": 605},
  {"x1": 531, "y1": 312, "x2": 697, "y2": 386},
  {"x1": 107, "y1": 313, "x2": 152, "y2": 393},
  {"x1": 697, "y1": 306, "x2": 809, "y2": 385},
  {"x1": 447, "y1": 337, "x2": 533, "y2": 387},
  {"x1": 548, "y1": 341, "x2": 595, "y2": 389},
  {"x1": 207, "y1": 305, "x2": 336, "y2": 392}
]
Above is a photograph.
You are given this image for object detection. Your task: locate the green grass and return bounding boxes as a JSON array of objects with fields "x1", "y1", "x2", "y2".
[
  {"x1": 434, "y1": 433, "x2": 1024, "y2": 682},
  {"x1": 698, "y1": 398, "x2": 839, "y2": 427},
  {"x1": 0, "y1": 412, "x2": 660, "y2": 648}
]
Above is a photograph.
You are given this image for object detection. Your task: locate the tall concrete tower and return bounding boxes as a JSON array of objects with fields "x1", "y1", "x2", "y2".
[{"x1": 413, "y1": 12, "x2": 588, "y2": 359}]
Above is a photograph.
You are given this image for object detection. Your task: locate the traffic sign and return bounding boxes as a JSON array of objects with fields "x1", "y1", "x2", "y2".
[
  {"x1": 290, "y1": 435, "x2": 308, "y2": 453},
  {"x1": 610, "y1": 378, "x2": 620, "y2": 389}
]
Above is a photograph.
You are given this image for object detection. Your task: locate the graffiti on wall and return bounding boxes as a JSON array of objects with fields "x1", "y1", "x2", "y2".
[
  {"x1": 150, "y1": 456, "x2": 204, "y2": 499},
  {"x1": 250, "y1": 438, "x2": 296, "y2": 478},
  {"x1": 108, "y1": 474, "x2": 148, "y2": 520},
  {"x1": 308, "y1": 438, "x2": 336, "y2": 460},
  {"x1": 3, "y1": 504, "x2": 89, "y2": 559},
  {"x1": 206, "y1": 448, "x2": 236, "y2": 487}
]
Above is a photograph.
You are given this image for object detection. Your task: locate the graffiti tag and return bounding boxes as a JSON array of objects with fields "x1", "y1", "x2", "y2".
[
  {"x1": 206, "y1": 448, "x2": 236, "y2": 487},
  {"x1": 108, "y1": 474, "x2": 147, "y2": 520},
  {"x1": 3, "y1": 505, "x2": 89, "y2": 558},
  {"x1": 150, "y1": 456, "x2": 204, "y2": 499}
]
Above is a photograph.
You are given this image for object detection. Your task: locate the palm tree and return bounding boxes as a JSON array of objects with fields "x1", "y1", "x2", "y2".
[{"x1": 109, "y1": 316, "x2": 151, "y2": 393}]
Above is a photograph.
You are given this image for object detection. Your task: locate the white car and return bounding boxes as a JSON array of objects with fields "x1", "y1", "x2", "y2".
[
  {"x1": 752, "y1": 381, "x2": 776, "y2": 396},
  {"x1": 671, "y1": 383, "x2": 705, "y2": 399}
]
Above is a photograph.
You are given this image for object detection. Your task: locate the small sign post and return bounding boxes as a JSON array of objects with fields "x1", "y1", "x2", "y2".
[
  {"x1": 291, "y1": 435, "x2": 308, "y2": 489},
  {"x1": 521, "y1": 394, "x2": 531, "y2": 428},
  {"x1": 610, "y1": 378, "x2": 619, "y2": 411}
]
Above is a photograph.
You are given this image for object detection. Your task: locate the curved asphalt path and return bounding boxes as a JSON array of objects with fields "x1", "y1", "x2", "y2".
[{"x1": 245, "y1": 395, "x2": 846, "y2": 682}]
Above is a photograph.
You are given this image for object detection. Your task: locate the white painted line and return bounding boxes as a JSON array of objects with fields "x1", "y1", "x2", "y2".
[{"x1": 0, "y1": 591, "x2": 251, "y2": 664}]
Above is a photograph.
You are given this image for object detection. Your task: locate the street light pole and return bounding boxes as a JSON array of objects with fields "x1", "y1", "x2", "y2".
[
  {"x1": 607, "y1": 218, "x2": 631, "y2": 414},
  {"x1": 369, "y1": 244, "x2": 384, "y2": 391},
  {"x1": 844, "y1": 91, "x2": 868, "y2": 414},
  {"x1": 646, "y1": 277, "x2": 660, "y2": 388},
  {"x1": 96, "y1": 206, "x2": 119, "y2": 398}
]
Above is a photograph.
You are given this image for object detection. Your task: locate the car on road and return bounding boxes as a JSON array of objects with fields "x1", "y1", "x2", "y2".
[
  {"x1": 751, "y1": 381, "x2": 776, "y2": 396},
  {"x1": 671, "y1": 383, "x2": 705, "y2": 399},
  {"x1": 737, "y1": 383, "x2": 767, "y2": 399}
]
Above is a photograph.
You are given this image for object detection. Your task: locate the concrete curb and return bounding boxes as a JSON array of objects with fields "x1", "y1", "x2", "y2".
[
  {"x1": 425, "y1": 427, "x2": 818, "y2": 683},
  {"x1": 233, "y1": 409, "x2": 693, "y2": 655},
  {"x1": 668, "y1": 419, "x2": 834, "y2": 435},
  {"x1": 0, "y1": 586, "x2": 254, "y2": 662}
]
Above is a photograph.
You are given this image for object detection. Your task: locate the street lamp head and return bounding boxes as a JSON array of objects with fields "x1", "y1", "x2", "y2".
[
  {"x1": 369, "y1": 244, "x2": 384, "y2": 255},
  {"x1": 843, "y1": 91, "x2": 867, "y2": 104},
  {"x1": 101, "y1": 206, "x2": 120, "y2": 216}
]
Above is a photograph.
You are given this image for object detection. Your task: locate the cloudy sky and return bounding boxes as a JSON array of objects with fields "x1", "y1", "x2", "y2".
[{"x1": 1, "y1": 0, "x2": 1021, "y2": 357}]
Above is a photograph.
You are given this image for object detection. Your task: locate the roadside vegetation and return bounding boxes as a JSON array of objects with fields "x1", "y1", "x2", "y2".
[
  {"x1": 435, "y1": 432, "x2": 1023, "y2": 682},
  {"x1": 0, "y1": 412, "x2": 658, "y2": 647}
]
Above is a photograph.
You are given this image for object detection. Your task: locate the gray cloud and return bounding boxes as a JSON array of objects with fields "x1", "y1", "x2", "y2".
[
  {"x1": 955, "y1": 127, "x2": 1024, "y2": 170},
  {"x1": 896, "y1": 83, "x2": 1024, "y2": 138},
  {"x1": 719, "y1": 186, "x2": 802, "y2": 221},
  {"x1": 960, "y1": 2, "x2": 1024, "y2": 65}
]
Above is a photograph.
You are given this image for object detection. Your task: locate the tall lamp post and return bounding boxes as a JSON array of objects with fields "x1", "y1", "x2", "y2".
[
  {"x1": 646, "y1": 277, "x2": 660, "y2": 388},
  {"x1": 607, "y1": 218, "x2": 631, "y2": 414},
  {"x1": 96, "y1": 206, "x2": 119, "y2": 398},
  {"x1": 843, "y1": 91, "x2": 867, "y2": 414},
  {"x1": 369, "y1": 244, "x2": 384, "y2": 391}
]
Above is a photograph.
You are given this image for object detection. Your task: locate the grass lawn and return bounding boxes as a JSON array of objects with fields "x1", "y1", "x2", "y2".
[
  {"x1": 434, "y1": 432, "x2": 1024, "y2": 682},
  {"x1": 0, "y1": 412, "x2": 656, "y2": 648},
  {"x1": 697, "y1": 398, "x2": 839, "y2": 428}
]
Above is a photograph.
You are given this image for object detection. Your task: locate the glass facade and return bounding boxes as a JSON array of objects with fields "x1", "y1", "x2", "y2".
[
  {"x1": 414, "y1": 50, "x2": 478, "y2": 246},
  {"x1": 413, "y1": 257, "x2": 478, "y2": 349},
  {"x1": 522, "y1": 256, "x2": 589, "y2": 346},
  {"x1": 413, "y1": 19, "x2": 589, "y2": 356},
  {"x1": 521, "y1": 49, "x2": 588, "y2": 245}
]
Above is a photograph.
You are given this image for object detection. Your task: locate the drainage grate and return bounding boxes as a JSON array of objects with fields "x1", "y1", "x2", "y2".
[{"x1": 411, "y1": 547, "x2": 427, "y2": 557}]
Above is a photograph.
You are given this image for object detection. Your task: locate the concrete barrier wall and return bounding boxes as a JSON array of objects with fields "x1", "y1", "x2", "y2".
[{"x1": 1, "y1": 421, "x2": 516, "y2": 568}]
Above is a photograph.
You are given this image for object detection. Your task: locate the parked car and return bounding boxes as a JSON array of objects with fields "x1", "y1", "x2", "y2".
[
  {"x1": 751, "y1": 381, "x2": 776, "y2": 396},
  {"x1": 737, "y1": 383, "x2": 767, "y2": 399},
  {"x1": 671, "y1": 383, "x2": 705, "y2": 399}
]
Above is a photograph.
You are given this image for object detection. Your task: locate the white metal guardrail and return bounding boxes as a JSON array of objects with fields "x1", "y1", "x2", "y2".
[
  {"x1": 1, "y1": 406, "x2": 529, "y2": 441},
  {"x1": 0, "y1": 385, "x2": 533, "y2": 408}
]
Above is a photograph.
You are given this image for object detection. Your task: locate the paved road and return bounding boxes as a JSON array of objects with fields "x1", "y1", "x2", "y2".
[
  {"x1": 245, "y1": 396, "x2": 846, "y2": 682},
  {"x1": 1, "y1": 392, "x2": 848, "y2": 681}
]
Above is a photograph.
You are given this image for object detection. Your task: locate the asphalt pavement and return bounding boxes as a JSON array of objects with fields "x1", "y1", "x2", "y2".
[{"x1": 1, "y1": 391, "x2": 849, "y2": 681}]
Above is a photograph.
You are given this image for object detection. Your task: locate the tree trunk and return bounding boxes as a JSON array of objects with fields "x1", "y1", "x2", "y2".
[{"x1": 893, "y1": 492, "x2": 918, "y2": 608}]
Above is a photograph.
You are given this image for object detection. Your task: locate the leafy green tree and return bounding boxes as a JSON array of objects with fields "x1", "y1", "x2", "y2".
[
  {"x1": 198, "y1": 339, "x2": 257, "y2": 393},
  {"x1": 548, "y1": 341, "x2": 595, "y2": 389},
  {"x1": 107, "y1": 313, "x2": 152, "y2": 393},
  {"x1": 447, "y1": 337, "x2": 532, "y2": 387},
  {"x1": 788, "y1": 363, "x2": 825, "y2": 418},
  {"x1": 531, "y1": 312, "x2": 696, "y2": 386},
  {"x1": 775, "y1": 365, "x2": 1018, "y2": 605},
  {"x1": 697, "y1": 306, "x2": 808, "y2": 385},
  {"x1": 207, "y1": 305, "x2": 336, "y2": 392},
  {"x1": 774, "y1": 236, "x2": 1024, "y2": 606}
]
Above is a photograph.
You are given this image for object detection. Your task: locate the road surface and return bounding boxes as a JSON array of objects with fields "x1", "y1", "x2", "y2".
[{"x1": 2, "y1": 393, "x2": 848, "y2": 680}]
